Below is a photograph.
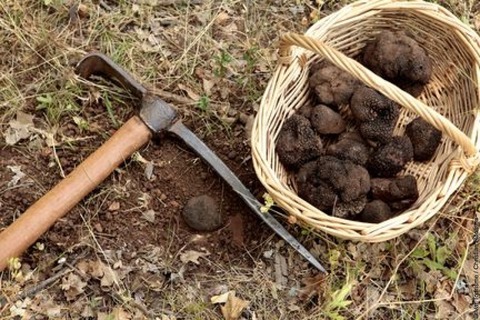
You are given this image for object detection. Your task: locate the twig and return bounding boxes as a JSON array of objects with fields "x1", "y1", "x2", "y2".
[
  {"x1": 0, "y1": 267, "x2": 72, "y2": 311},
  {"x1": 150, "y1": 88, "x2": 194, "y2": 106},
  {"x1": 52, "y1": 144, "x2": 66, "y2": 178},
  {"x1": 99, "y1": 1, "x2": 112, "y2": 11},
  {"x1": 111, "y1": 292, "x2": 158, "y2": 320},
  {"x1": 16, "y1": 269, "x2": 72, "y2": 301}
]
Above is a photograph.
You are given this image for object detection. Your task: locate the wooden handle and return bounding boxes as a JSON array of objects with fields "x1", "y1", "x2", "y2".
[{"x1": 0, "y1": 116, "x2": 152, "y2": 271}]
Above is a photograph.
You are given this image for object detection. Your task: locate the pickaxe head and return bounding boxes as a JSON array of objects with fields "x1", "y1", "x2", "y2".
[{"x1": 75, "y1": 52, "x2": 177, "y2": 132}]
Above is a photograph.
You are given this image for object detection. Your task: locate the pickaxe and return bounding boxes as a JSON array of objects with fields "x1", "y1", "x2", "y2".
[{"x1": 0, "y1": 53, "x2": 326, "y2": 273}]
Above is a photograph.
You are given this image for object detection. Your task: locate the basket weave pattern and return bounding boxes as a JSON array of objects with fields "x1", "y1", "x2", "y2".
[{"x1": 252, "y1": 0, "x2": 480, "y2": 242}]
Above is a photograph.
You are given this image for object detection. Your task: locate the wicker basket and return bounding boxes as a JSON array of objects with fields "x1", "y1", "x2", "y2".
[{"x1": 251, "y1": 0, "x2": 480, "y2": 242}]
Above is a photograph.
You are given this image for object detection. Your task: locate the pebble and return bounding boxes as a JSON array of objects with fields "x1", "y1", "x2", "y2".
[{"x1": 182, "y1": 195, "x2": 223, "y2": 232}]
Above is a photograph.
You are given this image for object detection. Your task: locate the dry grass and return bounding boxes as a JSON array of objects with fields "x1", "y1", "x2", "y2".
[{"x1": 0, "y1": 0, "x2": 479, "y2": 319}]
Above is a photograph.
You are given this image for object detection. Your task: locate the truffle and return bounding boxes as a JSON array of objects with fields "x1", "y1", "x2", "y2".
[
  {"x1": 361, "y1": 30, "x2": 432, "y2": 97},
  {"x1": 370, "y1": 175, "x2": 419, "y2": 211},
  {"x1": 335, "y1": 196, "x2": 368, "y2": 219},
  {"x1": 182, "y1": 195, "x2": 223, "y2": 231},
  {"x1": 309, "y1": 61, "x2": 361, "y2": 107},
  {"x1": 298, "y1": 104, "x2": 314, "y2": 119},
  {"x1": 310, "y1": 104, "x2": 346, "y2": 134},
  {"x1": 358, "y1": 200, "x2": 393, "y2": 223},
  {"x1": 350, "y1": 87, "x2": 400, "y2": 145},
  {"x1": 326, "y1": 131, "x2": 370, "y2": 165},
  {"x1": 405, "y1": 117, "x2": 442, "y2": 161},
  {"x1": 297, "y1": 156, "x2": 370, "y2": 217},
  {"x1": 276, "y1": 114, "x2": 323, "y2": 169},
  {"x1": 367, "y1": 136, "x2": 413, "y2": 177}
]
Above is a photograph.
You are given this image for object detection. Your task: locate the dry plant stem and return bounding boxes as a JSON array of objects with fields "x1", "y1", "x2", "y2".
[
  {"x1": 0, "y1": 116, "x2": 152, "y2": 270},
  {"x1": 358, "y1": 214, "x2": 470, "y2": 318},
  {"x1": 150, "y1": 88, "x2": 194, "y2": 106},
  {"x1": 16, "y1": 269, "x2": 72, "y2": 301}
]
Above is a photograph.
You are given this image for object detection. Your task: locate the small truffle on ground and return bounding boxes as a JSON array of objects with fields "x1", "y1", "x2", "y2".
[
  {"x1": 361, "y1": 30, "x2": 432, "y2": 97},
  {"x1": 310, "y1": 104, "x2": 346, "y2": 134},
  {"x1": 358, "y1": 200, "x2": 393, "y2": 223},
  {"x1": 182, "y1": 195, "x2": 223, "y2": 231},
  {"x1": 367, "y1": 136, "x2": 414, "y2": 177},
  {"x1": 326, "y1": 131, "x2": 370, "y2": 166},
  {"x1": 371, "y1": 175, "x2": 419, "y2": 211},
  {"x1": 309, "y1": 61, "x2": 361, "y2": 107},
  {"x1": 405, "y1": 117, "x2": 442, "y2": 161},
  {"x1": 276, "y1": 114, "x2": 323, "y2": 169},
  {"x1": 350, "y1": 87, "x2": 400, "y2": 145},
  {"x1": 297, "y1": 156, "x2": 370, "y2": 218}
]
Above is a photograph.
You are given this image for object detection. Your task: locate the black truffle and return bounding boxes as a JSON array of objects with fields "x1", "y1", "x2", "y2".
[
  {"x1": 326, "y1": 131, "x2": 370, "y2": 165},
  {"x1": 358, "y1": 200, "x2": 393, "y2": 223},
  {"x1": 405, "y1": 117, "x2": 442, "y2": 161},
  {"x1": 309, "y1": 61, "x2": 361, "y2": 107},
  {"x1": 361, "y1": 30, "x2": 432, "y2": 97},
  {"x1": 297, "y1": 156, "x2": 370, "y2": 218},
  {"x1": 182, "y1": 195, "x2": 223, "y2": 231},
  {"x1": 367, "y1": 136, "x2": 413, "y2": 177},
  {"x1": 276, "y1": 114, "x2": 323, "y2": 169},
  {"x1": 350, "y1": 87, "x2": 400, "y2": 145},
  {"x1": 370, "y1": 175, "x2": 419, "y2": 211},
  {"x1": 310, "y1": 104, "x2": 346, "y2": 134}
]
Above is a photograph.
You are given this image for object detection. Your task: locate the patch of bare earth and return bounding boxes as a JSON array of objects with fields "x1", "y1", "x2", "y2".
[{"x1": 1, "y1": 0, "x2": 479, "y2": 319}]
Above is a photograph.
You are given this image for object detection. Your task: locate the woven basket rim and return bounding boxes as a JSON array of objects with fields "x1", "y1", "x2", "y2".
[{"x1": 251, "y1": 0, "x2": 480, "y2": 242}]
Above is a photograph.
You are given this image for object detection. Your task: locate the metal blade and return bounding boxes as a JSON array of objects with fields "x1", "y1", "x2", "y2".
[{"x1": 168, "y1": 121, "x2": 326, "y2": 273}]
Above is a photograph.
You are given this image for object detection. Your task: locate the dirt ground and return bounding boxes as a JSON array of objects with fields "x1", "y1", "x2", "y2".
[{"x1": 1, "y1": 0, "x2": 480, "y2": 319}]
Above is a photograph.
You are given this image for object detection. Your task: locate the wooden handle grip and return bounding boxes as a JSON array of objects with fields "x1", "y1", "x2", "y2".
[{"x1": 0, "y1": 116, "x2": 152, "y2": 270}]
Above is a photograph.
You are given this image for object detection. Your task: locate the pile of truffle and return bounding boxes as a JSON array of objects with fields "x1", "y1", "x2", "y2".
[{"x1": 276, "y1": 30, "x2": 442, "y2": 223}]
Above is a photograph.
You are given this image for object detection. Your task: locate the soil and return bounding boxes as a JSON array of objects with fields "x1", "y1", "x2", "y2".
[{"x1": 0, "y1": 99, "x2": 275, "y2": 300}]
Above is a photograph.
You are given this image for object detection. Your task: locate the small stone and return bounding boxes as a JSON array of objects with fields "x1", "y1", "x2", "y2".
[
  {"x1": 170, "y1": 200, "x2": 180, "y2": 208},
  {"x1": 182, "y1": 195, "x2": 223, "y2": 232},
  {"x1": 94, "y1": 223, "x2": 103, "y2": 233},
  {"x1": 160, "y1": 193, "x2": 167, "y2": 201},
  {"x1": 228, "y1": 151, "x2": 237, "y2": 159}
]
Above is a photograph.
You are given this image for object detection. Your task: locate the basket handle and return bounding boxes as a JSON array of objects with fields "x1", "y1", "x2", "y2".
[{"x1": 279, "y1": 32, "x2": 479, "y2": 161}]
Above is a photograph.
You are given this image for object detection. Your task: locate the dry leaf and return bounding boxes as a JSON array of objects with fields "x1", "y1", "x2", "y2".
[
  {"x1": 178, "y1": 83, "x2": 201, "y2": 101},
  {"x1": 179, "y1": 250, "x2": 209, "y2": 265},
  {"x1": 100, "y1": 267, "x2": 118, "y2": 288},
  {"x1": 7, "y1": 166, "x2": 26, "y2": 187},
  {"x1": 76, "y1": 259, "x2": 118, "y2": 288},
  {"x1": 274, "y1": 252, "x2": 288, "y2": 288},
  {"x1": 203, "y1": 78, "x2": 216, "y2": 96},
  {"x1": 215, "y1": 12, "x2": 230, "y2": 25},
  {"x1": 211, "y1": 290, "x2": 233, "y2": 304},
  {"x1": 145, "y1": 161, "x2": 154, "y2": 180},
  {"x1": 452, "y1": 291, "x2": 471, "y2": 314},
  {"x1": 81, "y1": 304, "x2": 95, "y2": 318},
  {"x1": 474, "y1": 13, "x2": 480, "y2": 31},
  {"x1": 220, "y1": 291, "x2": 250, "y2": 320},
  {"x1": 112, "y1": 307, "x2": 132, "y2": 320},
  {"x1": 4, "y1": 111, "x2": 34, "y2": 145},
  {"x1": 61, "y1": 273, "x2": 87, "y2": 301},
  {"x1": 142, "y1": 209, "x2": 156, "y2": 223}
]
